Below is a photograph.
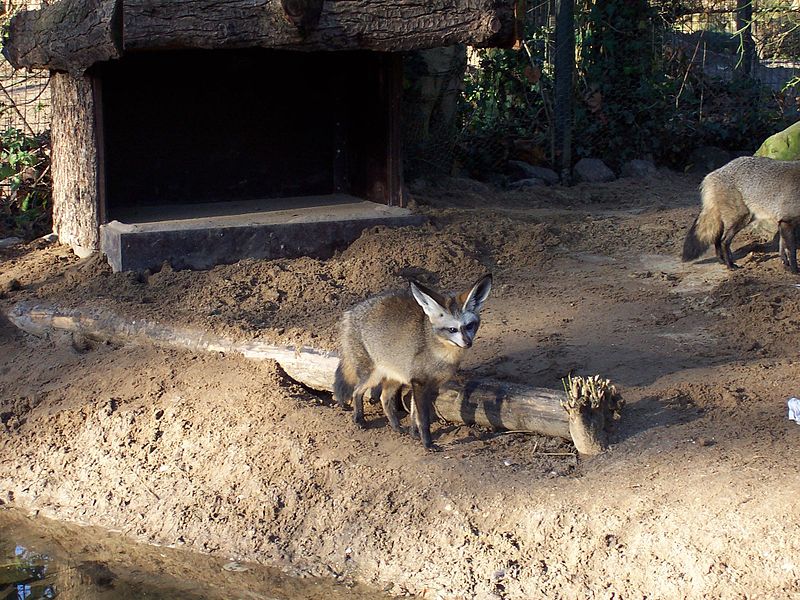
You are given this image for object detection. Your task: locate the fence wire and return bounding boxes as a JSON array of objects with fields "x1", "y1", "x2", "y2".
[
  {"x1": 1, "y1": 0, "x2": 51, "y2": 134},
  {"x1": 1, "y1": 1, "x2": 800, "y2": 186},
  {"x1": 404, "y1": 0, "x2": 800, "y2": 182}
]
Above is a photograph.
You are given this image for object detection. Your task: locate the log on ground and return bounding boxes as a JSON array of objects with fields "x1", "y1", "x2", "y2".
[{"x1": 5, "y1": 301, "x2": 616, "y2": 453}]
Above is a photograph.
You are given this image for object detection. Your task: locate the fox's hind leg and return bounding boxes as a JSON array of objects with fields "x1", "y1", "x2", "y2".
[
  {"x1": 714, "y1": 231, "x2": 725, "y2": 264},
  {"x1": 334, "y1": 359, "x2": 363, "y2": 410},
  {"x1": 351, "y1": 377, "x2": 376, "y2": 426},
  {"x1": 779, "y1": 220, "x2": 798, "y2": 273},
  {"x1": 336, "y1": 319, "x2": 372, "y2": 411},
  {"x1": 720, "y1": 216, "x2": 750, "y2": 270},
  {"x1": 721, "y1": 227, "x2": 740, "y2": 269},
  {"x1": 352, "y1": 385, "x2": 366, "y2": 425},
  {"x1": 380, "y1": 379, "x2": 403, "y2": 431}
]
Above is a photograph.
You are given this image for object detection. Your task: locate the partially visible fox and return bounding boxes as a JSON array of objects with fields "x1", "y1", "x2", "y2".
[
  {"x1": 682, "y1": 156, "x2": 800, "y2": 273},
  {"x1": 333, "y1": 274, "x2": 493, "y2": 449}
]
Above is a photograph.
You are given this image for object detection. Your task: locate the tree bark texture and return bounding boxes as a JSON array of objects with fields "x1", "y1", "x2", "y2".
[
  {"x1": 435, "y1": 380, "x2": 571, "y2": 441},
  {"x1": 3, "y1": 0, "x2": 121, "y2": 75},
  {"x1": 5, "y1": 0, "x2": 520, "y2": 73},
  {"x1": 50, "y1": 73, "x2": 101, "y2": 256}
]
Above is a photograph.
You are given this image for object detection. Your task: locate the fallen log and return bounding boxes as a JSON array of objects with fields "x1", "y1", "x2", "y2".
[
  {"x1": 5, "y1": 301, "x2": 620, "y2": 454},
  {"x1": 5, "y1": 301, "x2": 338, "y2": 391}
]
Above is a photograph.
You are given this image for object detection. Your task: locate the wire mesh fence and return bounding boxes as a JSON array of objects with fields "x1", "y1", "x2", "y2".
[
  {"x1": 1, "y1": 1, "x2": 800, "y2": 211},
  {"x1": 1, "y1": 0, "x2": 53, "y2": 237},
  {"x1": 1, "y1": 0, "x2": 51, "y2": 134},
  {"x1": 404, "y1": 0, "x2": 800, "y2": 183}
]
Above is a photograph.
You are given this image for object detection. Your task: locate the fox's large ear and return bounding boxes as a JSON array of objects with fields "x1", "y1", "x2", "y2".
[
  {"x1": 458, "y1": 274, "x2": 492, "y2": 314},
  {"x1": 410, "y1": 281, "x2": 447, "y2": 320}
]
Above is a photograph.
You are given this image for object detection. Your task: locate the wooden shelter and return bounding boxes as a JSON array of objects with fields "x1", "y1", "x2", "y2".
[{"x1": 4, "y1": 0, "x2": 524, "y2": 271}]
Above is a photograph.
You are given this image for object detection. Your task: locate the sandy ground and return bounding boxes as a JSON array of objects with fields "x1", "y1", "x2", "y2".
[{"x1": 1, "y1": 169, "x2": 800, "y2": 598}]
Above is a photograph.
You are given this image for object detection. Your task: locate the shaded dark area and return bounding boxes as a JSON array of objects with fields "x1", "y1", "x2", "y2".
[
  {"x1": 99, "y1": 48, "x2": 396, "y2": 217},
  {"x1": 0, "y1": 508, "x2": 389, "y2": 599}
]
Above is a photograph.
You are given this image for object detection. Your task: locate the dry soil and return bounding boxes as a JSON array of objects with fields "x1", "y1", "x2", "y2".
[{"x1": 0, "y1": 170, "x2": 799, "y2": 599}]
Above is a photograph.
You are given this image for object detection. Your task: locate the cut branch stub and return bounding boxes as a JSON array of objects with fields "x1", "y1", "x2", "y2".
[
  {"x1": 560, "y1": 374, "x2": 625, "y2": 455},
  {"x1": 280, "y1": 0, "x2": 324, "y2": 35}
]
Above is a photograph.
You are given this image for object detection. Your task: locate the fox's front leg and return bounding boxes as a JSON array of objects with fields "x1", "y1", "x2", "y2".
[
  {"x1": 408, "y1": 397, "x2": 418, "y2": 440},
  {"x1": 411, "y1": 380, "x2": 437, "y2": 449}
]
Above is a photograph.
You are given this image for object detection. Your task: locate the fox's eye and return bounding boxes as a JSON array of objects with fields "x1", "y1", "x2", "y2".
[{"x1": 448, "y1": 327, "x2": 458, "y2": 334}]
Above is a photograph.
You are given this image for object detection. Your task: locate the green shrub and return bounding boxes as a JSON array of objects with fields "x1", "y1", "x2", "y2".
[
  {"x1": 457, "y1": 1, "x2": 795, "y2": 176},
  {"x1": 457, "y1": 26, "x2": 553, "y2": 179},
  {"x1": 0, "y1": 127, "x2": 51, "y2": 239}
]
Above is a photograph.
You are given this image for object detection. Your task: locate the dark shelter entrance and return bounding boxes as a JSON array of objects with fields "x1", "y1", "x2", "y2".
[
  {"x1": 90, "y1": 47, "x2": 412, "y2": 271},
  {"x1": 101, "y1": 48, "x2": 402, "y2": 222}
]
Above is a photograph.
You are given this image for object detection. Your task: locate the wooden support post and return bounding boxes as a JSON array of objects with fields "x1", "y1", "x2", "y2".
[
  {"x1": 386, "y1": 53, "x2": 405, "y2": 207},
  {"x1": 50, "y1": 72, "x2": 102, "y2": 257}
]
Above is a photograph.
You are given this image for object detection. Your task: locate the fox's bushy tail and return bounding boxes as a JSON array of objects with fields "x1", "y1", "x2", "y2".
[{"x1": 682, "y1": 176, "x2": 724, "y2": 262}]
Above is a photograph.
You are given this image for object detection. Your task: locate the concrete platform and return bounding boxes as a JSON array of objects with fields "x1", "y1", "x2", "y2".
[{"x1": 100, "y1": 195, "x2": 426, "y2": 272}]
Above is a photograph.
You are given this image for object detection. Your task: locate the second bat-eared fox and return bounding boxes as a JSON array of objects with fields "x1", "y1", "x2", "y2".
[
  {"x1": 333, "y1": 274, "x2": 493, "y2": 449},
  {"x1": 682, "y1": 156, "x2": 800, "y2": 273}
]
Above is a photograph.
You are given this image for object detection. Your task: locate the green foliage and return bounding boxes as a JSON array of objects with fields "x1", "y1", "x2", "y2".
[
  {"x1": 574, "y1": 61, "x2": 792, "y2": 169},
  {"x1": 574, "y1": 0, "x2": 658, "y2": 166},
  {"x1": 462, "y1": 48, "x2": 536, "y2": 137},
  {"x1": 579, "y1": 0, "x2": 656, "y2": 92},
  {"x1": 457, "y1": 25, "x2": 553, "y2": 178},
  {"x1": 458, "y1": 1, "x2": 794, "y2": 176},
  {"x1": 0, "y1": 126, "x2": 52, "y2": 238}
]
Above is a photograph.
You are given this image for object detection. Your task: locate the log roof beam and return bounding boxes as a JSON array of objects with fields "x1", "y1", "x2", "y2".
[{"x1": 4, "y1": 0, "x2": 523, "y2": 74}]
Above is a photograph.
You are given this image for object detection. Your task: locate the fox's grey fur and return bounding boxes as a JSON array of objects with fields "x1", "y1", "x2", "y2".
[
  {"x1": 682, "y1": 156, "x2": 800, "y2": 272},
  {"x1": 333, "y1": 274, "x2": 493, "y2": 449}
]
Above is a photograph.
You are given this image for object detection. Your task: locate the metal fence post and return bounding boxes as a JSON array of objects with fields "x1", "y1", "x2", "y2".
[{"x1": 554, "y1": 0, "x2": 574, "y2": 184}]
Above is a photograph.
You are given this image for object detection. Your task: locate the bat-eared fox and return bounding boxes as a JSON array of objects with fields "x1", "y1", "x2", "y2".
[
  {"x1": 333, "y1": 274, "x2": 493, "y2": 449},
  {"x1": 682, "y1": 156, "x2": 800, "y2": 273}
]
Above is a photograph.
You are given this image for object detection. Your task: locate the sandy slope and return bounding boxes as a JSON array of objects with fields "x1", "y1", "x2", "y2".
[{"x1": 1, "y1": 170, "x2": 799, "y2": 598}]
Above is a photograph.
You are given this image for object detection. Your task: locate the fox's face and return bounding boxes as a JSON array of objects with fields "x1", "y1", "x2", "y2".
[{"x1": 411, "y1": 274, "x2": 493, "y2": 349}]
